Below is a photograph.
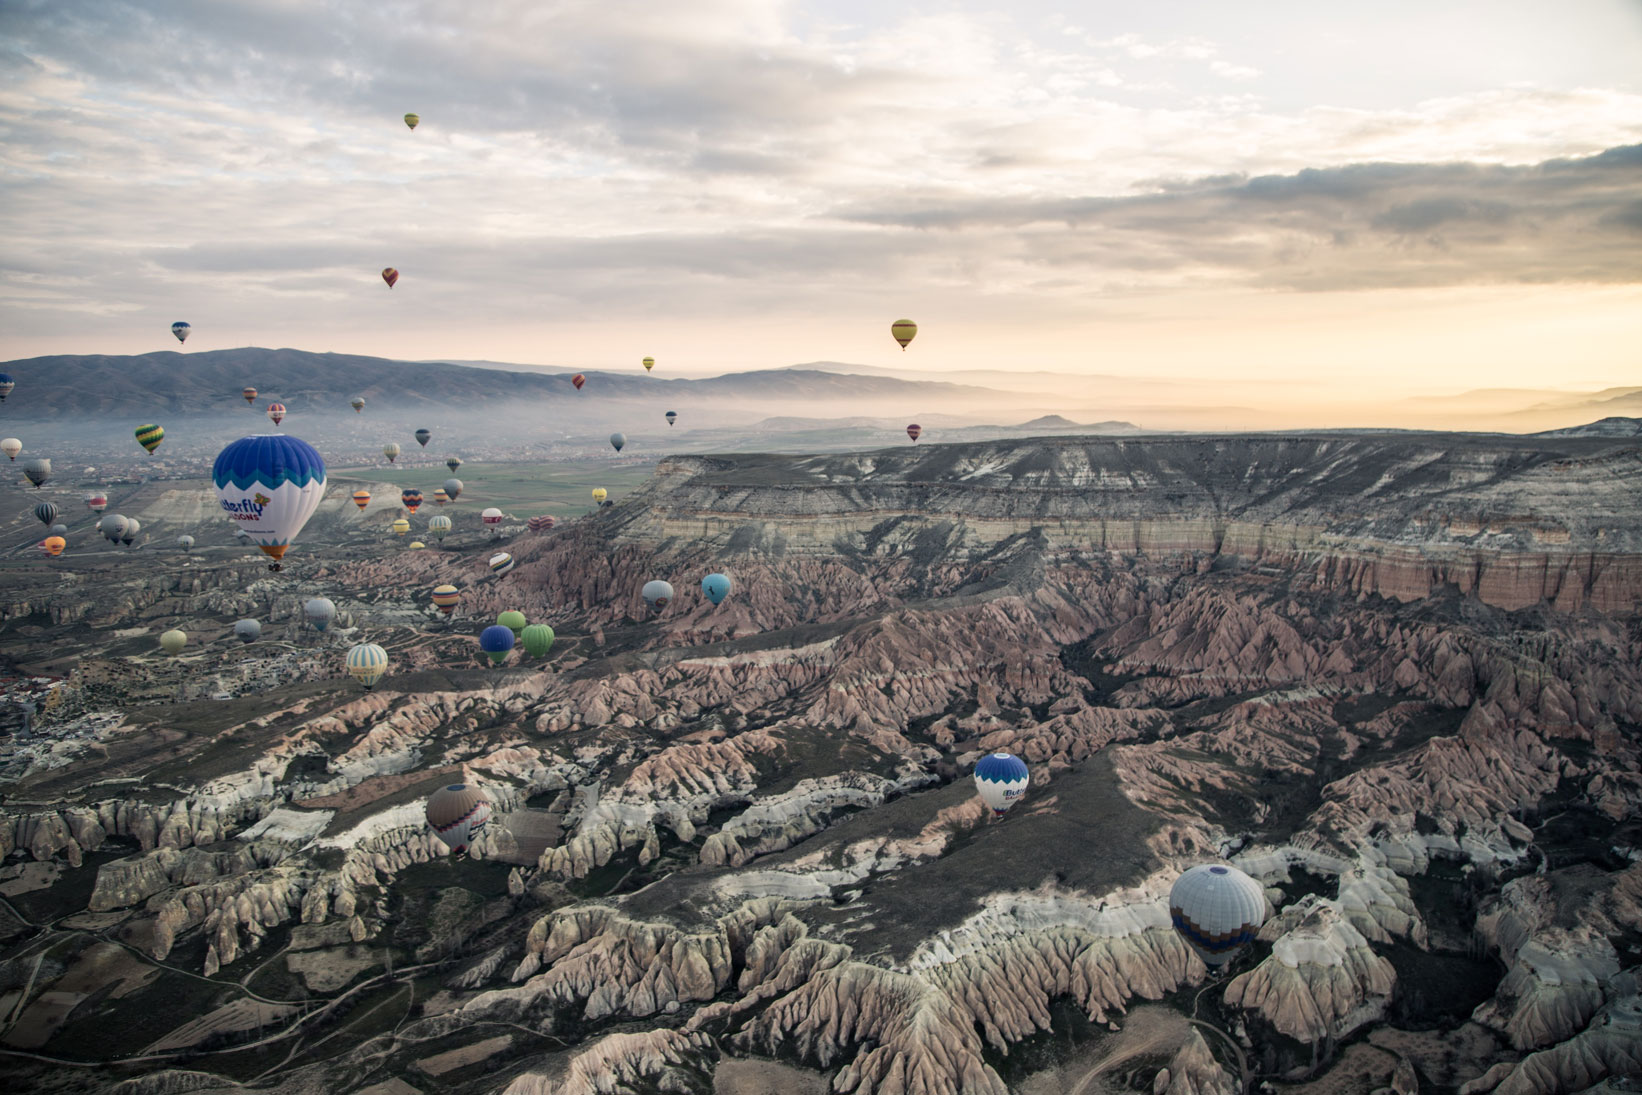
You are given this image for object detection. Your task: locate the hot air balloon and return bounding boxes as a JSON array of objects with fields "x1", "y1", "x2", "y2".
[
  {"x1": 429, "y1": 514, "x2": 452, "y2": 540},
  {"x1": 891, "y1": 318, "x2": 917, "y2": 350},
  {"x1": 408, "y1": 540, "x2": 425, "y2": 549},
  {"x1": 609, "y1": 433, "x2": 626, "y2": 453},
  {"x1": 571, "y1": 374, "x2": 585, "y2": 390},
  {"x1": 172, "y1": 321, "x2": 191, "y2": 344},
  {"x1": 135, "y1": 424, "x2": 165, "y2": 454},
  {"x1": 347, "y1": 643, "x2": 389, "y2": 690},
  {"x1": 489, "y1": 552, "x2": 514, "y2": 575},
  {"x1": 642, "y1": 580, "x2": 674, "y2": 613},
  {"x1": 702, "y1": 573, "x2": 732, "y2": 605},
  {"x1": 426, "y1": 783, "x2": 491, "y2": 855},
  {"x1": 481, "y1": 507, "x2": 503, "y2": 526},
  {"x1": 443, "y1": 478, "x2": 463, "y2": 501},
  {"x1": 22, "y1": 458, "x2": 50, "y2": 488},
  {"x1": 521, "y1": 623, "x2": 555, "y2": 658},
  {"x1": 433, "y1": 488, "x2": 450, "y2": 506},
  {"x1": 34, "y1": 502, "x2": 59, "y2": 527},
  {"x1": 382, "y1": 267, "x2": 399, "y2": 288},
  {"x1": 974, "y1": 752, "x2": 1029, "y2": 817},
  {"x1": 527, "y1": 515, "x2": 556, "y2": 533},
  {"x1": 401, "y1": 489, "x2": 423, "y2": 514},
  {"x1": 906, "y1": 424, "x2": 922, "y2": 442},
  {"x1": 41, "y1": 536, "x2": 66, "y2": 557},
  {"x1": 665, "y1": 411, "x2": 677, "y2": 427},
  {"x1": 404, "y1": 113, "x2": 420, "y2": 130},
  {"x1": 1, "y1": 438, "x2": 20, "y2": 461},
  {"x1": 177, "y1": 534, "x2": 195, "y2": 549},
  {"x1": 85, "y1": 493, "x2": 106, "y2": 513},
  {"x1": 479, "y1": 625, "x2": 515, "y2": 665},
  {"x1": 159, "y1": 629, "x2": 187, "y2": 655},
  {"x1": 351, "y1": 489, "x2": 372, "y2": 511},
  {"x1": 642, "y1": 357, "x2": 655, "y2": 371},
  {"x1": 0, "y1": 375, "x2": 14, "y2": 401},
  {"x1": 234, "y1": 619, "x2": 261, "y2": 644},
  {"x1": 591, "y1": 487, "x2": 607, "y2": 505},
  {"x1": 243, "y1": 387, "x2": 258, "y2": 405},
  {"x1": 48, "y1": 523, "x2": 67, "y2": 538},
  {"x1": 213, "y1": 435, "x2": 324, "y2": 571},
  {"x1": 305, "y1": 597, "x2": 336, "y2": 631},
  {"x1": 497, "y1": 610, "x2": 526, "y2": 637},
  {"x1": 383, "y1": 443, "x2": 400, "y2": 464},
  {"x1": 1169, "y1": 864, "x2": 1268, "y2": 969},
  {"x1": 414, "y1": 429, "x2": 431, "y2": 448},
  {"x1": 121, "y1": 518, "x2": 141, "y2": 546},
  {"x1": 351, "y1": 397, "x2": 366, "y2": 414},
  {"x1": 431, "y1": 584, "x2": 460, "y2": 615},
  {"x1": 267, "y1": 403, "x2": 286, "y2": 426},
  {"x1": 99, "y1": 515, "x2": 128, "y2": 542},
  {"x1": 446, "y1": 456, "x2": 462, "y2": 473},
  {"x1": 391, "y1": 518, "x2": 410, "y2": 536}
]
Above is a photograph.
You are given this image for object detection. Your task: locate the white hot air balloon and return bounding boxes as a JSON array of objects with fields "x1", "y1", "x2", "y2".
[
  {"x1": 1168, "y1": 863, "x2": 1268, "y2": 968},
  {"x1": 641, "y1": 580, "x2": 674, "y2": 613},
  {"x1": 212, "y1": 435, "x2": 326, "y2": 572},
  {"x1": 426, "y1": 783, "x2": 492, "y2": 855},
  {"x1": 973, "y1": 752, "x2": 1029, "y2": 816}
]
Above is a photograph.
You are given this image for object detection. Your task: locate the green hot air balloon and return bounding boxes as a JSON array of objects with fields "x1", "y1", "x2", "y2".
[
  {"x1": 497, "y1": 610, "x2": 527, "y2": 637},
  {"x1": 521, "y1": 623, "x2": 555, "y2": 658},
  {"x1": 135, "y1": 424, "x2": 165, "y2": 454}
]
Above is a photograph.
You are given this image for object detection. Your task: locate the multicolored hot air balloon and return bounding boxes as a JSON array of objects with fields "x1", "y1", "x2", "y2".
[
  {"x1": 34, "y1": 502, "x2": 59, "y2": 527},
  {"x1": 347, "y1": 643, "x2": 389, "y2": 690},
  {"x1": 974, "y1": 752, "x2": 1029, "y2": 817},
  {"x1": 351, "y1": 489, "x2": 372, "y2": 511},
  {"x1": 642, "y1": 580, "x2": 674, "y2": 613},
  {"x1": 305, "y1": 597, "x2": 336, "y2": 631},
  {"x1": 446, "y1": 456, "x2": 462, "y2": 473},
  {"x1": 85, "y1": 492, "x2": 106, "y2": 513},
  {"x1": 642, "y1": 357, "x2": 655, "y2": 371},
  {"x1": 267, "y1": 403, "x2": 286, "y2": 426},
  {"x1": 426, "y1": 783, "x2": 491, "y2": 855},
  {"x1": 665, "y1": 411, "x2": 677, "y2": 427},
  {"x1": 0, "y1": 375, "x2": 14, "y2": 401},
  {"x1": 415, "y1": 429, "x2": 431, "y2": 448},
  {"x1": 213, "y1": 435, "x2": 325, "y2": 571},
  {"x1": 609, "y1": 433, "x2": 626, "y2": 453},
  {"x1": 243, "y1": 387, "x2": 258, "y2": 405},
  {"x1": 521, "y1": 623, "x2": 555, "y2": 658},
  {"x1": 527, "y1": 514, "x2": 556, "y2": 532},
  {"x1": 891, "y1": 318, "x2": 918, "y2": 350},
  {"x1": 1, "y1": 438, "x2": 19, "y2": 461},
  {"x1": 431, "y1": 584, "x2": 460, "y2": 615},
  {"x1": 391, "y1": 518, "x2": 410, "y2": 536},
  {"x1": 383, "y1": 443, "x2": 400, "y2": 464},
  {"x1": 135, "y1": 424, "x2": 165, "y2": 454},
  {"x1": 159, "y1": 629, "x2": 187, "y2": 655},
  {"x1": 702, "y1": 573, "x2": 732, "y2": 605},
  {"x1": 172, "y1": 321, "x2": 191, "y2": 344},
  {"x1": 1169, "y1": 864, "x2": 1268, "y2": 969},
  {"x1": 489, "y1": 552, "x2": 514, "y2": 575},
  {"x1": 571, "y1": 374, "x2": 585, "y2": 390},
  {"x1": 591, "y1": 487, "x2": 607, "y2": 505},
  {"x1": 433, "y1": 488, "x2": 450, "y2": 506},
  {"x1": 404, "y1": 113, "x2": 420, "y2": 130},
  {"x1": 382, "y1": 267, "x2": 399, "y2": 288},
  {"x1": 401, "y1": 489, "x2": 423, "y2": 513},
  {"x1": 443, "y1": 478, "x2": 463, "y2": 501},
  {"x1": 22, "y1": 458, "x2": 50, "y2": 488},
  {"x1": 479, "y1": 624, "x2": 515, "y2": 665},
  {"x1": 351, "y1": 397, "x2": 366, "y2": 414},
  {"x1": 41, "y1": 536, "x2": 66, "y2": 557},
  {"x1": 481, "y1": 507, "x2": 503, "y2": 526},
  {"x1": 906, "y1": 424, "x2": 922, "y2": 442},
  {"x1": 235, "y1": 619, "x2": 261, "y2": 644},
  {"x1": 497, "y1": 610, "x2": 526, "y2": 637},
  {"x1": 429, "y1": 514, "x2": 452, "y2": 540}
]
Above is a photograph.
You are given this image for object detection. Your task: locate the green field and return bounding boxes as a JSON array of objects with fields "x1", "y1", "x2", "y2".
[{"x1": 326, "y1": 460, "x2": 658, "y2": 517}]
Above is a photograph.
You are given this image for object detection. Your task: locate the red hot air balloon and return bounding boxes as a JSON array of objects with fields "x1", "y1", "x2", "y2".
[
  {"x1": 907, "y1": 424, "x2": 922, "y2": 442},
  {"x1": 382, "y1": 267, "x2": 399, "y2": 288},
  {"x1": 571, "y1": 374, "x2": 586, "y2": 391},
  {"x1": 527, "y1": 514, "x2": 556, "y2": 532}
]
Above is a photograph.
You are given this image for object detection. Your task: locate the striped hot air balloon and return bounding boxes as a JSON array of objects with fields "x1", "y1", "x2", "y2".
[
  {"x1": 403, "y1": 113, "x2": 420, "y2": 130},
  {"x1": 426, "y1": 783, "x2": 491, "y2": 855},
  {"x1": 171, "y1": 321, "x2": 191, "y2": 344},
  {"x1": 382, "y1": 267, "x2": 399, "y2": 288},
  {"x1": 527, "y1": 514, "x2": 556, "y2": 532},
  {"x1": 489, "y1": 552, "x2": 514, "y2": 575},
  {"x1": 642, "y1": 357, "x2": 655, "y2": 371},
  {"x1": 481, "y1": 507, "x2": 503, "y2": 526},
  {"x1": 521, "y1": 623, "x2": 555, "y2": 658},
  {"x1": 1169, "y1": 864, "x2": 1268, "y2": 968},
  {"x1": 346, "y1": 643, "x2": 389, "y2": 690},
  {"x1": 906, "y1": 424, "x2": 922, "y2": 442},
  {"x1": 266, "y1": 403, "x2": 286, "y2": 426},
  {"x1": 433, "y1": 488, "x2": 449, "y2": 506},
  {"x1": 391, "y1": 518, "x2": 410, "y2": 536},
  {"x1": 351, "y1": 489, "x2": 371, "y2": 511},
  {"x1": 891, "y1": 318, "x2": 917, "y2": 349},
  {"x1": 243, "y1": 387, "x2": 258, "y2": 405},
  {"x1": 401, "y1": 489, "x2": 423, "y2": 514},
  {"x1": 429, "y1": 514, "x2": 452, "y2": 540},
  {"x1": 135, "y1": 424, "x2": 165, "y2": 453},
  {"x1": 431, "y1": 584, "x2": 460, "y2": 615},
  {"x1": 383, "y1": 443, "x2": 400, "y2": 464},
  {"x1": 571, "y1": 374, "x2": 585, "y2": 390},
  {"x1": 973, "y1": 752, "x2": 1029, "y2": 817}
]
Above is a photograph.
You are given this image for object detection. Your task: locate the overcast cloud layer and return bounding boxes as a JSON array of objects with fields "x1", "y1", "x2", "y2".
[{"x1": 2, "y1": 0, "x2": 1640, "y2": 388}]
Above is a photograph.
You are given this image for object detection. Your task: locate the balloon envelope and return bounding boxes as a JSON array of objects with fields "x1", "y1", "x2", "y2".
[
  {"x1": 305, "y1": 597, "x2": 336, "y2": 631},
  {"x1": 891, "y1": 318, "x2": 917, "y2": 349},
  {"x1": 489, "y1": 552, "x2": 514, "y2": 574},
  {"x1": 0, "y1": 374, "x2": 16, "y2": 400},
  {"x1": 404, "y1": 113, "x2": 419, "y2": 130},
  {"x1": 42, "y1": 536, "x2": 65, "y2": 557},
  {"x1": 401, "y1": 489, "x2": 423, "y2": 513},
  {"x1": 234, "y1": 619, "x2": 261, "y2": 643},
  {"x1": 702, "y1": 573, "x2": 732, "y2": 605},
  {"x1": 527, "y1": 515, "x2": 556, "y2": 532},
  {"x1": 159, "y1": 630, "x2": 187, "y2": 655},
  {"x1": 1169, "y1": 864, "x2": 1268, "y2": 968},
  {"x1": 429, "y1": 515, "x2": 452, "y2": 539},
  {"x1": 481, "y1": 507, "x2": 503, "y2": 525},
  {"x1": 974, "y1": 752, "x2": 1029, "y2": 815},
  {"x1": 351, "y1": 397, "x2": 365, "y2": 413},
  {"x1": 415, "y1": 429, "x2": 431, "y2": 447},
  {"x1": 479, "y1": 624, "x2": 515, "y2": 664},
  {"x1": 85, "y1": 493, "x2": 106, "y2": 512},
  {"x1": 609, "y1": 433, "x2": 625, "y2": 452},
  {"x1": 22, "y1": 458, "x2": 50, "y2": 488},
  {"x1": 497, "y1": 610, "x2": 526, "y2": 636},
  {"x1": 446, "y1": 457, "x2": 462, "y2": 473},
  {"x1": 521, "y1": 623, "x2": 555, "y2": 658},
  {"x1": 382, "y1": 267, "x2": 399, "y2": 288},
  {"x1": 1, "y1": 438, "x2": 19, "y2": 460},
  {"x1": 34, "y1": 502, "x2": 59, "y2": 527},
  {"x1": 121, "y1": 518, "x2": 141, "y2": 546},
  {"x1": 591, "y1": 487, "x2": 607, "y2": 504},
  {"x1": 347, "y1": 643, "x2": 389, "y2": 689},
  {"x1": 665, "y1": 411, "x2": 677, "y2": 426},
  {"x1": 383, "y1": 443, "x2": 400, "y2": 463},
  {"x1": 177, "y1": 534, "x2": 195, "y2": 549},
  {"x1": 642, "y1": 357, "x2": 654, "y2": 371},
  {"x1": 172, "y1": 321, "x2": 190, "y2": 343},
  {"x1": 352, "y1": 489, "x2": 371, "y2": 510},
  {"x1": 642, "y1": 580, "x2": 674, "y2": 613},
  {"x1": 135, "y1": 424, "x2": 165, "y2": 453},
  {"x1": 266, "y1": 403, "x2": 286, "y2": 425},
  {"x1": 213, "y1": 435, "x2": 325, "y2": 563},
  {"x1": 906, "y1": 424, "x2": 922, "y2": 442},
  {"x1": 426, "y1": 783, "x2": 491, "y2": 854},
  {"x1": 443, "y1": 478, "x2": 463, "y2": 500},
  {"x1": 391, "y1": 518, "x2": 410, "y2": 535},
  {"x1": 243, "y1": 387, "x2": 258, "y2": 405},
  {"x1": 571, "y1": 374, "x2": 585, "y2": 390},
  {"x1": 431, "y1": 584, "x2": 460, "y2": 614},
  {"x1": 433, "y1": 489, "x2": 450, "y2": 505},
  {"x1": 99, "y1": 515, "x2": 129, "y2": 541}
]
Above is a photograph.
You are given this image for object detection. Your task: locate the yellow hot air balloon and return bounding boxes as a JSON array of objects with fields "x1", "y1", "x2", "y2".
[
  {"x1": 891, "y1": 319, "x2": 917, "y2": 350},
  {"x1": 642, "y1": 357, "x2": 655, "y2": 371},
  {"x1": 391, "y1": 518, "x2": 411, "y2": 536},
  {"x1": 159, "y1": 629, "x2": 187, "y2": 655},
  {"x1": 404, "y1": 113, "x2": 420, "y2": 130},
  {"x1": 408, "y1": 540, "x2": 425, "y2": 549},
  {"x1": 591, "y1": 487, "x2": 608, "y2": 504}
]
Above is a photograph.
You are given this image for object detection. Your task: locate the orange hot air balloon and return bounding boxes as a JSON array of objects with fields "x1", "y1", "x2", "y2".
[
  {"x1": 571, "y1": 374, "x2": 586, "y2": 390},
  {"x1": 907, "y1": 424, "x2": 922, "y2": 441},
  {"x1": 242, "y1": 387, "x2": 258, "y2": 405},
  {"x1": 351, "y1": 489, "x2": 371, "y2": 511},
  {"x1": 42, "y1": 536, "x2": 66, "y2": 557},
  {"x1": 382, "y1": 267, "x2": 399, "y2": 289}
]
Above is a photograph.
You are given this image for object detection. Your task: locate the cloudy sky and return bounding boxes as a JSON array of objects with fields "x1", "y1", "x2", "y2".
[{"x1": 3, "y1": 0, "x2": 1640, "y2": 407}]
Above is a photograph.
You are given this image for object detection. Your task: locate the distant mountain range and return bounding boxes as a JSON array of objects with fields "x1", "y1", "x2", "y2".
[{"x1": 1535, "y1": 416, "x2": 1642, "y2": 438}]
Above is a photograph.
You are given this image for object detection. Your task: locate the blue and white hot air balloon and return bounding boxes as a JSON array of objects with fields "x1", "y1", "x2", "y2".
[
  {"x1": 212, "y1": 435, "x2": 326, "y2": 571},
  {"x1": 0, "y1": 374, "x2": 16, "y2": 401},
  {"x1": 973, "y1": 752, "x2": 1029, "y2": 817},
  {"x1": 171, "y1": 321, "x2": 191, "y2": 344},
  {"x1": 1168, "y1": 863, "x2": 1268, "y2": 969},
  {"x1": 479, "y1": 624, "x2": 515, "y2": 666},
  {"x1": 701, "y1": 573, "x2": 732, "y2": 605}
]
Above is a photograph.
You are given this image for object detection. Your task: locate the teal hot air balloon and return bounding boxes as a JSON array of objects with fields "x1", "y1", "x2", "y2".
[
  {"x1": 521, "y1": 623, "x2": 555, "y2": 658},
  {"x1": 702, "y1": 573, "x2": 732, "y2": 605},
  {"x1": 479, "y1": 624, "x2": 515, "y2": 666}
]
